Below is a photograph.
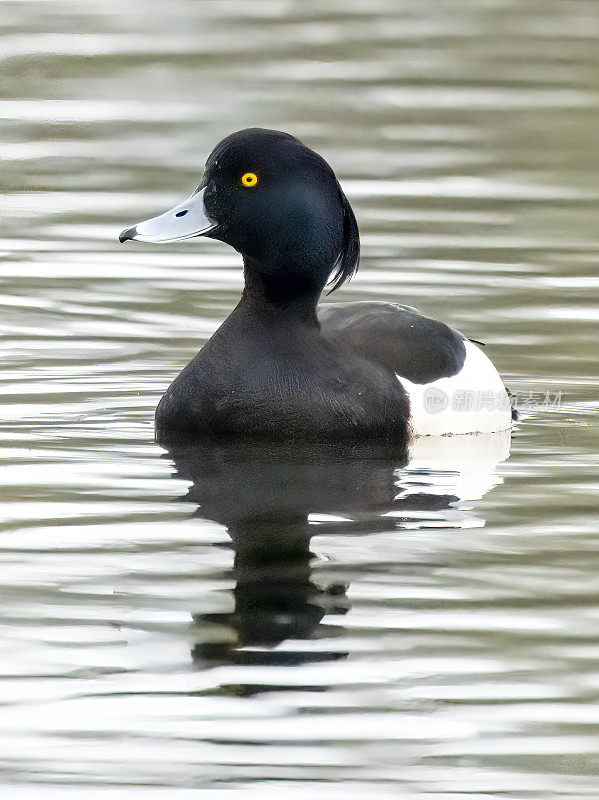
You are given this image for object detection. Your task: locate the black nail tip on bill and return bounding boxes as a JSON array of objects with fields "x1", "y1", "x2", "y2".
[{"x1": 118, "y1": 226, "x2": 137, "y2": 243}]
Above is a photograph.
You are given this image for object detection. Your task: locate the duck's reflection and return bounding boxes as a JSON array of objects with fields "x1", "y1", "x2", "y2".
[
  {"x1": 191, "y1": 518, "x2": 351, "y2": 668},
  {"x1": 163, "y1": 433, "x2": 510, "y2": 671}
]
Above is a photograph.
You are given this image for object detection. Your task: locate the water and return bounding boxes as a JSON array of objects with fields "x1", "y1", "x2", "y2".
[{"x1": 1, "y1": 0, "x2": 599, "y2": 796}]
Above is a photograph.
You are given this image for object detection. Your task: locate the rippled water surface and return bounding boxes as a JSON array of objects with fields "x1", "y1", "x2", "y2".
[{"x1": 2, "y1": 1, "x2": 599, "y2": 797}]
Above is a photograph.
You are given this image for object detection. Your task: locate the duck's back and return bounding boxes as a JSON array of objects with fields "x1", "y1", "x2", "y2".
[{"x1": 319, "y1": 301, "x2": 512, "y2": 437}]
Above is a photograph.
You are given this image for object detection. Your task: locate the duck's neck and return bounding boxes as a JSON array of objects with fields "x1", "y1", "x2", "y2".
[{"x1": 239, "y1": 257, "x2": 323, "y2": 326}]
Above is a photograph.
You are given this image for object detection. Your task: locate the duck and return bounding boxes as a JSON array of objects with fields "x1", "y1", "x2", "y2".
[{"x1": 119, "y1": 128, "x2": 513, "y2": 443}]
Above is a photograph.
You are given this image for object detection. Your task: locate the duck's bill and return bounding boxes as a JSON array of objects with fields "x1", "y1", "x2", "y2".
[{"x1": 119, "y1": 187, "x2": 217, "y2": 244}]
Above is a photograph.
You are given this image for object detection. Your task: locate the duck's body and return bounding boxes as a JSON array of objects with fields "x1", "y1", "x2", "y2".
[
  {"x1": 155, "y1": 298, "x2": 510, "y2": 441},
  {"x1": 120, "y1": 128, "x2": 512, "y2": 442}
]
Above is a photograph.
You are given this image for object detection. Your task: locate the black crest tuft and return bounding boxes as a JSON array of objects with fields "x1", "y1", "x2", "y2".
[{"x1": 327, "y1": 186, "x2": 360, "y2": 293}]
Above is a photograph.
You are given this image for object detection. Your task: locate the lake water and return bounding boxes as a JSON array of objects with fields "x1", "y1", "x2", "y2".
[{"x1": 1, "y1": 1, "x2": 599, "y2": 797}]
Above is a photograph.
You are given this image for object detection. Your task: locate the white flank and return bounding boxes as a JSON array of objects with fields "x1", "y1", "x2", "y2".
[{"x1": 398, "y1": 340, "x2": 513, "y2": 437}]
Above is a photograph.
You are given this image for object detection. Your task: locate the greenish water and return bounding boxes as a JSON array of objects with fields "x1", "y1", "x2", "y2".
[{"x1": 1, "y1": 1, "x2": 599, "y2": 797}]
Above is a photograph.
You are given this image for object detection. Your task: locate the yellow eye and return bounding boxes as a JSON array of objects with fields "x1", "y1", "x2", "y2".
[{"x1": 241, "y1": 172, "x2": 258, "y2": 187}]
